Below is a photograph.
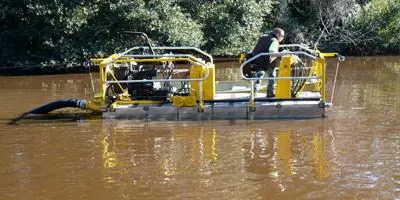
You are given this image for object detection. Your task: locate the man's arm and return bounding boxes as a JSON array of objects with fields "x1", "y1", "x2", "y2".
[{"x1": 268, "y1": 40, "x2": 280, "y2": 63}]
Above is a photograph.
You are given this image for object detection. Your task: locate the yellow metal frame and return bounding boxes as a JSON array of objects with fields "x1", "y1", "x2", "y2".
[
  {"x1": 311, "y1": 52, "x2": 338, "y2": 102},
  {"x1": 115, "y1": 100, "x2": 164, "y2": 105},
  {"x1": 273, "y1": 51, "x2": 340, "y2": 102},
  {"x1": 190, "y1": 63, "x2": 215, "y2": 100},
  {"x1": 276, "y1": 56, "x2": 295, "y2": 98},
  {"x1": 86, "y1": 46, "x2": 341, "y2": 114},
  {"x1": 91, "y1": 54, "x2": 214, "y2": 111}
]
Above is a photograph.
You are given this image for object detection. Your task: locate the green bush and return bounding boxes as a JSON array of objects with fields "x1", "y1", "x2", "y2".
[
  {"x1": 353, "y1": 0, "x2": 400, "y2": 54},
  {"x1": 0, "y1": 0, "x2": 399, "y2": 67}
]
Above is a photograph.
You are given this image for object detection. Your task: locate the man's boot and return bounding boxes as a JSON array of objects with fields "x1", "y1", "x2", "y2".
[{"x1": 266, "y1": 90, "x2": 275, "y2": 98}]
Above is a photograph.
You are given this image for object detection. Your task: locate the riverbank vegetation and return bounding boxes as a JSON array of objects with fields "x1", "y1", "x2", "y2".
[{"x1": 1, "y1": 0, "x2": 399, "y2": 67}]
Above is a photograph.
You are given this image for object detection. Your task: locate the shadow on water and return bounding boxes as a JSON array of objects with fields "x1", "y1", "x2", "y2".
[
  {"x1": 6, "y1": 112, "x2": 324, "y2": 126},
  {"x1": 5, "y1": 112, "x2": 102, "y2": 126}
]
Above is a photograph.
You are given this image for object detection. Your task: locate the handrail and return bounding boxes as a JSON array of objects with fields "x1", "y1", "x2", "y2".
[
  {"x1": 121, "y1": 54, "x2": 206, "y2": 65},
  {"x1": 239, "y1": 51, "x2": 317, "y2": 80},
  {"x1": 106, "y1": 78, "x2": 206, "y2": 84},
  {"x1": 244, "y1": 76, "x2": 319, "y2": 81},
  {"x1": 240, "y1": 51, "x2": 320, "y2": 107},
  {"x1": 116, "y1": 46, "x2": 213, "y2": 64},
  {"x1": 106, "y1": 57, "x2": 209, "y2": 83},
  {"x1": 279, "y1": 44, "x2": 318, "y2": 55},
  {"x1": 92, "y1": 54, "x2": 206, "y2": 66},
  {"x1": 143, "y1": 46, "x2": 213, "y2": 64}
]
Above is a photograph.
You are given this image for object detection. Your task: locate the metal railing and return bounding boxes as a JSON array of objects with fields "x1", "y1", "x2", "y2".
[
  {"x1": 239, "y1": 51, "x2": 317, "y2": 80},
  {"x1": 279, "y1": 44, "x2": 318, "y2": 55},
  {"x1": 239, "y1": 51, "x2": 321, "y2": 106},
  {"x1": 119, "y1": 54, "x2": 207, "y2": 65},
  {"x1": 114, "y1": 46, "x2": 213, "y2": 64}
]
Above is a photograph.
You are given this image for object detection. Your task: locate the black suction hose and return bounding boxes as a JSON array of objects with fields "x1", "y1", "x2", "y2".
[
  {"x1": 27, "y1": 99, "x2": 86, "y2": 114},
  {"x1": 8, "y1": 99, "x2": 87, "y2": 125}
]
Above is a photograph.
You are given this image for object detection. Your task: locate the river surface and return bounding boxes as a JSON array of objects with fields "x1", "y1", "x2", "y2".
[{"x1": 0, "y1": 56, "x2": 399, "y2": 199}]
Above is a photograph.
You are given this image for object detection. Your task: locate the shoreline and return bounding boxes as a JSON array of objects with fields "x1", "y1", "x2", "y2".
[
  {"x1": 1, "y1": 55, "x2": 399, "y2": 76},
  {"x1": 0, "y1": 65, "x2": 99, "y2": 76}
]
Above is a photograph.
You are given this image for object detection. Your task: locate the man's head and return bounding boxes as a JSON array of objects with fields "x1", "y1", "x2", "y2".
[{"x1": 272, "y1": 28, "x2": 284, "y2": 42}]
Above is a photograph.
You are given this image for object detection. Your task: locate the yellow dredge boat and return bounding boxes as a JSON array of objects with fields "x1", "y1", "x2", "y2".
[{"x1": 18, "y1": 32, "x2": 344, "y2": 121}]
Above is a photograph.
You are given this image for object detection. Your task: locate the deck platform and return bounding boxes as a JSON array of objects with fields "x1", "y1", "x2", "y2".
[
  {"x1": 102, "y1": 81, "x2": 325, "y2": 120},
  {"x1": 103, "y1": 94, "x2": 324, "y2": 120}
]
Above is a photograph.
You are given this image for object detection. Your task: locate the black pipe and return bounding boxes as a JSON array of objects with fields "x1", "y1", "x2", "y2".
[
  {"x1": 27, "y1": 99, "x2": 86, "y2": 114},
  {"x1": 8, "y1": 99, "x2": 86, "y2": 125}
]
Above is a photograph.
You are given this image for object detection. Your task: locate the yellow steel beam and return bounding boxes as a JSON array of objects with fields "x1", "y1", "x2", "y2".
[
  {"x1": 319, "y1": 53, "x2": 337, "y2": 58},
  {"x1": 276, "y1": 56, "x2": 294, "y2": 98},
  {"x1": 116, "y1": 100, "x2": 164, "y2": 105},
  {"x1": 321, "y1": 58, "x2": 326, "y2": 102},
  {"x1": 99, "y1": 54, "x2": 120, "y2": 102}
]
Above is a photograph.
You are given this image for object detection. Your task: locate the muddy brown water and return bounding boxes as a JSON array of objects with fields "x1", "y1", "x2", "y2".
[{"x1": 0, "y1": 56, "x2": 399, "y2": 199}]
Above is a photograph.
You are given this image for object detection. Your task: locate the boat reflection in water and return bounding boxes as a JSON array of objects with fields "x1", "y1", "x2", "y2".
[{"x1": 99, "y1": 120, "x2": 335, "y2": 197}]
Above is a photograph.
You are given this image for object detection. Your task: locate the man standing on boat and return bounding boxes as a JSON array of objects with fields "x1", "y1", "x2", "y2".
[{"x1": 252, "y1": 28, "x2": 285, "y2": 98}]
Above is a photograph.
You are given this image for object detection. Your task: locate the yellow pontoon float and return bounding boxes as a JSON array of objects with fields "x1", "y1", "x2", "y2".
[{"x1": 17, "y1": 32, "x2": 344, "y2": 121}]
